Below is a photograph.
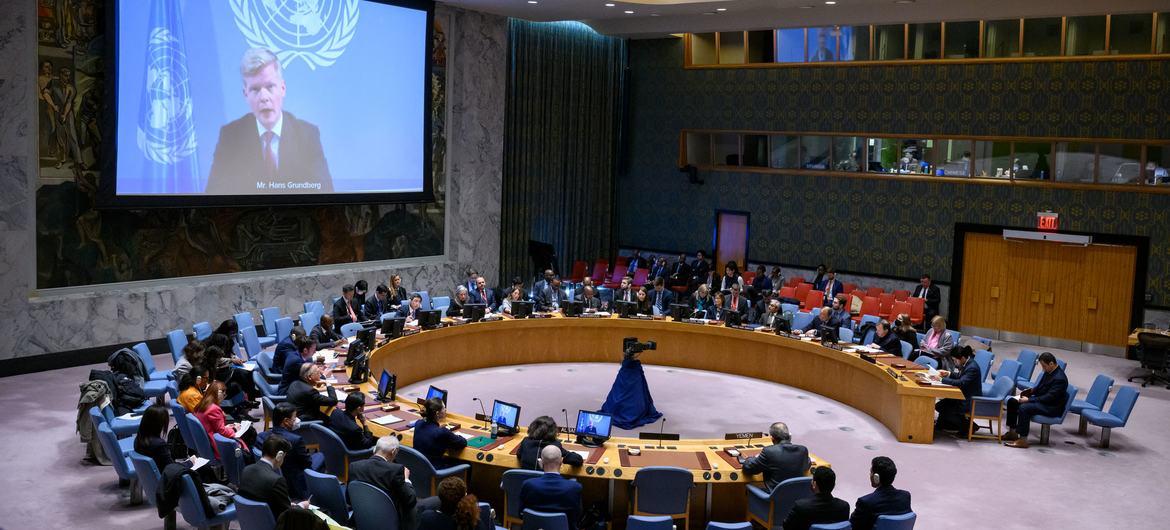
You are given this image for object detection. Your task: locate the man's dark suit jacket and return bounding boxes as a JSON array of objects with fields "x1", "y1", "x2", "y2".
[
  {"x1": 872, "y1": 331, "x2": 902, "y2": 355},
  {"x1": 613, "y1": 288, "x2": 635, "y2": 304},
  {"x1": 332, "y1": 297, "x2": 361, "y2": 329},
  {"x1": 912, "y1": 285, "x2": 942, "y2": 317},
  {"x1": 397, "y1": 303, "x2": 419, "y2": 321},
  {"x1": 519, "y1": 472, "x2": 583, "y2": 529},
  {"x1": 239, "y1": 460, "x2": 292, "y2": 521},
  {"x1": 579, "y1": 296, "x2": 603, "y2": 310},
  {"x1": 725, "y1": 293, "x2": 750, "y2": 316},
  {"x1": 783, "y1": 492, "x2": 851, "y2": 530},
  {"x1": 741, "y1": 442, "x2": 811, "y2": 492},
  {"x1": 755, "y1": 309, "x2": 781, "y2": 327},
  {"x1": 277, "y1": 353, "x2": 307, "y2": 395},
  {"x1": 328, "y1": 409, "x2": 375, "y2": 450},
  {"x1": 206, "y1": 111, "x2": 332, "y2": 194},
  {"x1": 516, "y1": 437, "x2": 584, "y2": 471},
  {"x1": 272, "y1": 336, "x2": 297, "y2": 375},
  {"x1": 1029, "y1": 367, "x2": 1070, "y2": 416},
  {"x1": 803, "y1": 315, "x2": 832, "y2": 333},
  {"x1": 310, "y1": 324, "x2": 340, "y2": 349},
  {"x1": 287, "y1": 379, "x2": 337, "y2": 423},
  {"x1": 469, "y1": 288, "x2": 497, "y2": 311},
  {"x1": 850, "y1": 485, "x2": 912, "y2": 530},
  {"x1": 412, "y1": 420, "x2": 468, "y2": 469},
  {"x1": 363, "y1": 296, "x2": 390, "y2": 321},
  {"x1": 690, "y1": 259, "x2": 710, "y2": 283},
  {"x1": 649, "y1": 289, "x2": 674, "y2": 313},
  {"x1": 942, "y1": 359, "x2": 983, "y2": 402},
  {"x1": 537, "y1": 285, "x2": 563, "y2": 311},
  {"x1": 257, "y1": 427, "x2": 313, "y2": 501},
  {"x1": 348, "y1": 455, "x2": 419, "y2": 530},
  {"x1": 446, "y1": 298, "x2": 465, "y2": 317},
  {"x1": 816, "y1": 279, "x2": 844, "y2": 304}
]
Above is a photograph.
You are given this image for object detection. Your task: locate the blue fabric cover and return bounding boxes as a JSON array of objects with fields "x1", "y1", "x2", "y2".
[{"x1": 601, "y1": 357, "x2": 663, "y2": 430}]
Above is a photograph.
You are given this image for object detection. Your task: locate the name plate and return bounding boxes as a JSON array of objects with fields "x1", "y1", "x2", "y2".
[
  {"x1": 638, "y1": 432, "x2": 681, "y2": 441},
  {"x1": 724, "y1": 432, "x2": 765, "y2": 441},
  {"x1": 556, "y1": 426, "x2": 577, "y2": 435}
]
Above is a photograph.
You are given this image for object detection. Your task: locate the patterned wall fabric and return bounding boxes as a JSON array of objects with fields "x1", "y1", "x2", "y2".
[
  {"x1": 620, "y1": 38, "x2": 1170, "y2": 304},
  {"x1": 34, "y1": 0, "x2": 447, "y2": 289}
]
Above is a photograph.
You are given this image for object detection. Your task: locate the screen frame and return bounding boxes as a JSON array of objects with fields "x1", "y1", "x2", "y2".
[
  {"x1": 490, "y1": 399, "x2": 521, "y2": 430},
  {"x1": 377, "y1": 369, "x2": 397, "y2": 401},
  {"x1": 425, "y1": 385, "x2": 448, "y2": 404},
  {"x1": 575, "y1": 409, "x2": 613, "y2": 438},
  {"x1": 98, "y1": 0, "x2": 436, "y2": 209}
]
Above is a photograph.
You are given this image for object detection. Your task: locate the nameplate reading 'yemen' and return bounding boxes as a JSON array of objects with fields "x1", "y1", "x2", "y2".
[{"x1": 724, "y1": 432, "x2": 765, "y2": 441}]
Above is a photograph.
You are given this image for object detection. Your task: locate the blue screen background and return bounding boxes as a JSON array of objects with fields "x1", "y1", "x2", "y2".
[
  {"x1": 576, "y1": 411, "x2": 612, "y2": 437},
  {"x1": 492, "y1": 402, "x2": 519, "y2": 428}
]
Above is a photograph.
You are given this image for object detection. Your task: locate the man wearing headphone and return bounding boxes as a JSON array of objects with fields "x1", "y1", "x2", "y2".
[
  {"x1": 740, "y1": 422, "x2": 811, "y2": 492},
  {"x1": 239, "y1": 434, "x2": 311, "y2": 520},
  {"x1": 849, "y1": 456, "x2": 912, "y2": 530},
  {"x1": 520, "y1": 445, "x2": 583, "y2": 529}
]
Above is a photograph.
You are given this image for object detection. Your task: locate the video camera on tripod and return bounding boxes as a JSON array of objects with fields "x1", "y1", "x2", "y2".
[{"x1": 623, "y1": 337, "x2": 657, "y2": 354}]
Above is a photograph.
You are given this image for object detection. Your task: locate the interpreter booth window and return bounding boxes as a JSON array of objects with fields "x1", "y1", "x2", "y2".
[
  {"x1": 1147, "y1": 146, "x2": 1169, "y2": 184},
  {"x1": 1110, "y1": 14, "x2": 1154, "y2": 55},
  {"x1": 1022, "y1": 17, "x2": 1062, "y2": 57},
  {"x1": 807, "y1": 27, "x2": 840, "y2": 62},
  {"x1": 973, "y1": 140, "x2": 1012, "y2": 178},
  {"x1": 1157, "y1": 13, "x2": 1170, "y2": 54},
  {"x1": 691, "y1": 33, "x2": 717, "y2": 65},
  {"x1": 1065, "y1": 16, "x2": 1108, "y2": 56},
  {"x1": 928, "y1": 139, "x2": 974, "y2": 177},
  {"x1": 867, "y1": 138, "x2": 932, "y2": 174},
  {"x1": 875, "y1": 24, "x2": 906, "y2": 60},
  {"x1": 944, "y1": 21, "x2": 981, "y2": 59},
  {"x1": 1097, "y1": 144, "x2": 1143, "y2": 185},
  {"x1": 800, "y1": 136, "x2": 832, "y2": 170},
  {"x1": 713, "y1": 134, "x2": 741, "y2": 167},
  {"x1": 719, "y1": 31, "x2": 746, "y2": 64},
  {"x1": 769, "y1": 135, "x2": 800, "y2": 169},
  {"x1": 742, "y1": 135, "x2": 770, "y2": 168},
  {"x1": 984, "y1": 19, "x2": 1021, "y2": 57},
  {"x1": 832, "y1": 136, "x2": 865, "y2": 172},
  {"x1": 908, "y1": 23, "x2": 942, "y2": 59},
  {"x1": 1054, "y1": 142, "x2": 1097, "y2": 183},
  {"x1": 841, "y1": 25, "x2": 870, "y2": 61},
  {"x1": 776, "y1": 28, "x2": 806, "y2": 63},
  {"x1": 747, "y1": 31, "x2": 775, "y2": 63},
  {"x1": 685, "y1": 132, "x2": 713, "y2": 167},
  {"x1": 1012, "y1": 142, "x2": 1053, "y2": 179}
]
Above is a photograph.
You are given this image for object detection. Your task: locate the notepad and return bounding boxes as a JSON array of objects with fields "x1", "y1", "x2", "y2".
[
  {"x1": 455, "y1": 432, "x2": 475, "y2": 440},
  {"x1": 372, "y1": 414, "x2": 405, "y2": 426},
  {"x1": 189, "y1": 456, "x2": 209, "y2": 470},
  {"x1": 241, "y1": 362, "x2": 257, "y2": 372},
  {"x1": 116, "y1": 413, "x2": 142, "y2": 421},
  {"x1": 235, "y1": 421, "x2": 252, "y2": 437},
  {"x1": 570, "y1": 450, "x2": 590, "y2": 461}
]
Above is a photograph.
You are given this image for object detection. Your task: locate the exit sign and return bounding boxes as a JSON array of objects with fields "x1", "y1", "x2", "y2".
[{"x1": 1037, "y1": 211, "x2": 1059, "y2": 231}]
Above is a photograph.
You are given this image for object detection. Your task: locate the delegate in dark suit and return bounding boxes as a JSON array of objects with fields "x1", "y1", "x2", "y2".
[
  {"x1": 256, "y1": 427, "x2": 314, "y2": 501},
  {"x1": 363, "y1": 296, "x2": 390, "y2": 321},
  {"x1": 537, "y1": 285, "x2": 563, "y2": 312},
  {"x1": 412, "y1": 419, "x2": 468, "y2": 469},
  {"x1": 310, "y1": 324, "x2": 340, "y2": 349},
  {"x1": 741, "y1": 443, "x2": 811, "y2": 492},
  {"x1": 648, "y1": 288, "x2": 674, "y2": 314},
  {"x1": 850, "y1": 485, "x2": 912, "y2": 530},
  {"x1": 516, "y1": 438, "x2": 584, "y2": 471},
  {"x1": 912, "y1": 284, "x2": 941, "y2": 320},
  {"x1": 271, "y1": 336, "x2": 297, "y2": 377},
  {"x1": 783, "y1": 493, "x2": 851, "y2": 530},
  {"x1": 872, "y1": 330, "x2": 902, "y2": 355},
  {"x1": 935, "y1": 357, "x2": 983, "y2": 431},
  {"x1": 206, "y1": 111, "x2": 332, "y2": 194},
  {"x1": 348, "y1": 455, "x2": 419, "y2": 530},
  {"x1": 287, "y1": 379, "x2": 337, "y2": 423},
  {"x1": 520, "y1": 472, "x2": 583, "y2": 529},
  {"x1": 328, "y1": 408, "x2": 375, "y2": 450},
  {"x1": 277, "y1": 352, "x2": 306, "y2": 395},
  {"x1": 469, "y1": 288, "x2": 497, "y2": 311},
  {"x1": 332, "y1": 296, "x2": 361, "y2": 329},
  {"x1": 1008, "y1": 365, "x2": 1069, "y2": 437},
  {"x1": 816, "y1": 279, "x2": 844, "y2": 305},
  {"x1": 238, "y1": 460, "x2": 294, "y2": 521}
]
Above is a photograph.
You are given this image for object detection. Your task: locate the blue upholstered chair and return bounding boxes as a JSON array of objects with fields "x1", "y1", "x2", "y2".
[
  {"x1": 167, "y1": 329, "x2": 189, "y2": 364},
  {"x1": 275, "y1": 317, "x2": 294, "y2": 344},
  {"x1": 780, "y1": 303, "x2": 800, "y2": 316},
  {"x1": 181, "y1": 411, "x2": 217, "y2": 461},
  {"x1": 128, "y1": 450, "x2": 176, "y2": 527},
  {"x1": 1082, "y1": 385, "x2": 1140, "y2": 448},
  {"x1": 521, "y1": 509, "x2": 569, "y2": 530},
  {"x1": 233, "y1": 495, "x2": 275, "y2": 530},
  {"x1": 305, "y1": 469, "x2": 350, "y2": 524},
  {"x1": 177, "y1": 474, "x2": 237, "y2": 529},
  {"x1": 916, "y1": 356, "x2": 938, "y2": 369},
  {"x1": 236, "y1": 311, "x2": 277, "y2": 349},
  {"x1": 304, "y1": 300, "x2": 326, "y2": 319},
  {"x1": 973, "y1": 350, "x2": 994, "y2": 382},
  {"x1": 500, "y1": 469, "x2": 543, "y2": 528},
  {"x1": 838, "y1": 327, "x2": 854, "y2": 343},
  {"x1": 299, "y1": 312, "x2": 321, "y2": 335},
  {"x1": 810, "y1": 522, "x2": 852, "y2": 530},
  {"x1": 1032, "y1": 385, "x2": 1078, "y2": 445},
  {"x1": 747, "y1": 476, "x2": 812, "y2": 530},
  {"x1": 477, "y1": 501, "x2": 506, "y2": 530},
  {"x1": 396, "y1": 445, "x2": 470, "y2": 496},
  {"x1": 1071, "y1": 374, "x2": 1114, "y2": 434},
  {"x1": 706, "y1": 523, "x2": 753, "y2": 530},
  {"x1": 899, "y1": 340, "x2": 912, "y2": 359},
  {"x1": 1016, "y1": 359, "x2": 1067, "y2": 391},
  {"x1": 874, "y1": 512, "x2": 916, "y2": 530},
  {"x1": 971, "y1": 335, "x2": 993, "y2": 349},
  {"x1": 968, "y1": 375, "x2": 1015, "y2": 441},
  {"x1": 92, "y1": 405, "x2": 140, "y2": 438},
  {"x1": 169, "y1": 402, "x2": 195, "y2": 447},
  {"x1": 982, "y1": 360, "x2": 1020, "y2": 396},
  {"x1": 432, "y1": 296, "x2": 451, "y2": 315},
  {"x1": 240, "y1": 326, "x2": 262, "y2": 361},
  {"x1": 861, "y1": 328, "x2": 876, "y2": 346},
  {"x1": 1013, "y1": 350, "x2": 1039, "y2": 387},
  {"x1": 214, "y1": 434, "x2": 245, "y2": 486},
  {"x1": 348, "y1": 480, "x2": 400, "y2": 530},
  {"x1": 307, "y1": 423, "x2": 373, "y2": 483},
  {"x1": 260, "y1": 306, "x2": 282, "y2": 337},
  {"x1": 945, "y1": 329, "x2": 960, "y2": 347},
  {"x1": 94, "y1": 422, "x2": 142, "y2": 504},
  {"x1": 792, "y1": 312, "x2": 814, "y2": 332},
  {"x1": 340, "y1": 322, "x2": 364, "y2": 338},
  {"x1": 254, "y1": 351, "x2": 281, "y2": 384},
  {"x1": 631, "y1": 466, "x2": 694, "y2": 528},
  {"x1": 192, "y1": 321, "x2": 213, "y2": 342},
  {"x1": 857, "y1": 314, "x2": 881, "y2": 330},
  {"x1": 627, "y1": 515, "x2": 674, "y2": 530},
  {"x1": 130, "y1": 343, "x2": 171, "y2": 398}
]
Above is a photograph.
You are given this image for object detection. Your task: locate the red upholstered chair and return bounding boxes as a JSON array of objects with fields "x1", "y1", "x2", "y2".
[
  {"x1": 909, "y1": 297, "x2": 925, "y2": 326},
  {"x1": 632, "y1": 268, "x2": 649, "y2": 287},
  {"x1": 803, "y1": 289, "x2": 825, "y2": 310},
  {"x1": 568, "y1": 261, "x2": 588, "y2": 283},
  {"x1": 853, "y1": 296, "x2": 880, "y2": 323},
  {"x1": 787, "y1": 277, "x2": 806, "y2": 287},
  {"x1": 843, "y1": 283, "x2": 858, "y2": 295},
  {"x1": 890, "y1": 300, "x2": 912, "y2": 321},
  {"x1": 590, "y1": 260, "x2": 609, "y2": 283},
  {"x1": 878, "y1": 293, "x2": 896, "y2": 319},
  {"x1": 794, "y1": 283, "x2": 813, "y2": 303},
  {"x1": 866, "y1": 287, "x2": 884, "y2": 298},
  {"x1": 742, "y1": 271, "x2": 757, "y2": 285},
  {"x1": 615, "y1": 256, "x2": 630, "y2": 267},
  {"x1": 893, "y1": 289, "x2": 911, "y2": 301},
  {"x1": 604, "y1": 264, "x2": 628, "y2": 289},
  {"x1": 778, "y1": 286, "x2": 797, "y2": 300}
]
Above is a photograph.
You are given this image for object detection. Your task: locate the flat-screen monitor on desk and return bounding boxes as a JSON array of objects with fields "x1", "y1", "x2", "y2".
[
  {"x1": 725, "y1": 310, "x2": 743, "y2": 327},
  {"x1": 425, "y1": 385, "x2": 448, "y2": 405},
  {"x1": 614, "y1": 301, "x2": 637, "y2": 319},
  {"x1": 561, "y1": 300, "x2": 582, "y2": 317},
  {"x1": 382, "y1": 317, "x2": 406, "y2": 339},
  {"x1": 575, "y1": 410, "x2": 612, "y2": 447},
  {"x1": 376, "y1": 369, "x2": 397, "y2": 402},
  {"x1": 670, "y1": 303, "x2": 691, "y2": 321},
  {"x1": 463, "y1": 303, "x2": 487, "y2": 322},
  {"x1": 819, "y1": 324, "x2": 838, "y2": 345},
  {"x1": 510, "y1": 300, "x2": 534, "y2": 319},
  {"x1": 491, "y1": 400, "x2": 521, "y2": 435},
  {"x1": 356, "y1": 328, "x2": 376, "y2": 350},
  {"x1": 418, "y1": 310, "x2": 442, "y2": 330}
]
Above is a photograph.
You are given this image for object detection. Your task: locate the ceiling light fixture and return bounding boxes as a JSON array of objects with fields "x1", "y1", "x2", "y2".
[
  {"x1": 825, "y1": 1, "x2": 837, "y2": 4},
  {"x1": 624, "y1": 10, "x2": 634, "y2": 14},
  {"x1": 605, "y1": 3, "x2": 614, "y2": 6},
  {"x1": 716, "y1": 7, "x2": 727, "y2": 11},
  {"x1": 527, "y1": 0, "x2": 537, "y2": 4},
  {"x1": 798, "y1": 5, "x2": 815, "y2": 8}
]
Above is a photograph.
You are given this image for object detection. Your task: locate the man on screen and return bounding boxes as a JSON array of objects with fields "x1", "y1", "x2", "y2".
[{"x1": 206, "y1": 48, "x2": 332, "y2": 194}]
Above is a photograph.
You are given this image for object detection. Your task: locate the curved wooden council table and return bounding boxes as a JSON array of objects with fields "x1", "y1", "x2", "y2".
[{"x1": 348, "y1": 316, "x2": 960, "y2": 528}]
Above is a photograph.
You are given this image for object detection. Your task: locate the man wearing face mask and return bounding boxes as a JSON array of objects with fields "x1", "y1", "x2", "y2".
[
  {"x1": 256, "y1": 402, "x2": 319, "y2": 501},
  {"x1": 239, "y1": 434, "x2": 312, "y2": 520}
]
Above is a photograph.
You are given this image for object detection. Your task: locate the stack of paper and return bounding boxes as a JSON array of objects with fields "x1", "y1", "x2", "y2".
[{"x1": 372, "y1": 414, "x2": 405, "y2": 426}]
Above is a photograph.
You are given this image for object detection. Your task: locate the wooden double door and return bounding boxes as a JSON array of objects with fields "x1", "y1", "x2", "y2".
[{"x1": 959, "y1": 232, "x2": 1136, "y2": 349}]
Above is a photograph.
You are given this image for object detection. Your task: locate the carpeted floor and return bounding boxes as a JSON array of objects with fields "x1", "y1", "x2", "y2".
[{"x1": 3, "y1": 339, "x2": 1166, "y2": 529}]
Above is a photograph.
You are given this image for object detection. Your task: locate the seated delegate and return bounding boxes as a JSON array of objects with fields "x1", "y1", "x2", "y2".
[
  {"x1": 329, "y1": 393, "x2": 376, "y2": 450},
  {"x1": 287, "y1": 363, "x2": 337, "y2": 423},
  {"x1": 741, "y1": 422, "x2": 811, "y2": 491},
  {"x1": 257, "y1": 402, "x2": 317, "y2": 501},
  {"x1": 239, "y1": 435, "x2": 311, "y2": 521},
  {"x1": 783, "y1": 467, "x2": 850, "y2": 530},
  {"x1": 418, "y1": 476, "x2": 480, "y2": 530},
  {"x1": 517, "y1": 416, "x2": 584, "y2": 471},
  {"x1": 520, "y1": 445, "x2": 583, "y2": 530},
  {"x1": 868, "y1": 320, "x2": 902, "y2": 355},
  {"x1": 850, "y1": 456, "x2": 912, "y2": 530},
  {"x1": 412, "y1": 397, "x2": 468, "y2": 469},
  {"x1": 310, "y1": 314, "x2": 343, "y2": 350},
  {"x1": 348, "y1": 436, "x2": 425, "y2": 530}
]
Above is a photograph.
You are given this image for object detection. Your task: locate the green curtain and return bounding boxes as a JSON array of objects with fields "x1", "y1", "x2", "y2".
[{"x1": 500, "y1": 19, "x2": 627, "y2": 284}]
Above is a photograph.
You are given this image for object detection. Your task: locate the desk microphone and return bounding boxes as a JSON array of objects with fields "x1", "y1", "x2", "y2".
[
  {"x1": 562, "y1": 408, "x2": 571, "y2": 443},
  {"x1": 473, "y1": 397, "x2": 487, "y2": 428},
  {"x1": 657, "y1": 416, "x2": 667, "y2": 449}
]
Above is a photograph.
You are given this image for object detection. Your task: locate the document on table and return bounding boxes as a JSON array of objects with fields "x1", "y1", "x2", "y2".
[
  {"x1": 241, "y1": 361, "x2": 257, "y2": 371},
  {"x1": 455, "y1": 432, "x2": 475, "y2": 440},
  {"x1": 372, "y1": 414, "x2": 405, "y2": 426},
  {"x1": 235, "y1": 420, "x2": 253, "y2": 436},
  {"x1": 570, "y1": 450, "x2": 591, "y2": 461}
]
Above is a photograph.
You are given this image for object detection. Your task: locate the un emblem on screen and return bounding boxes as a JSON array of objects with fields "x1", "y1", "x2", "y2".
[
  {"x1": 137, "y1": 27, "x2": 197, "y2": 164},
  {"x1": 230, "y1": 0, "x2": 360, "y2": 70}
]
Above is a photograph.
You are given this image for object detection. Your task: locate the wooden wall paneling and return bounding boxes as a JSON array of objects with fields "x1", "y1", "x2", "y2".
[
  {"x1": 999, "y1": 238, "x2": 1045, "y2": 336},
  {"x1": 1039, "y1": 242, "x2": 1086, "y2": 342},
  {"x1": 1079, "y1": 244, "x2": 1137, "y2": 346},
  {"x1": 959, "y1": 232, "x2": 1005, "y2": 331}
]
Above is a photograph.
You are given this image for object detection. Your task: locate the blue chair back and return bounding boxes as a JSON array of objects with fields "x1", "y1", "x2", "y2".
[
  {"x1": 128, "y1": 451, "x2": 163, "y2": 505},
  {"x1": 1105, "y1": 386, "x2": 1140, "y2": 426},
  {"x1": 874, "y1": 512, "x2": 916, "y2": 530},
  {"x1": 769, "y1": 476, "x2": 813, "y2": 524},
  {"x1": 477, "y1": 501, "x2": 497, "y2": 530},
  {"x1": 838, "y1": 327, "x2": 854, "y2": 343},
  {"x1": 169, "y1": 402, "x2": 193, "y2": 447},
  {"x1": 167, "y1": 329, "x2": 189, "y2": 364},
  {"x1": 95, "y1": 422, "x2": 135, "y2": 481},
  {"x1": 899, "y1": 340, "x2": 912, "y2": 359},
  {"x1": 521, "y1": 509, "x2": 569, "y2": 530},
  {"x1": 253, "y1": 364, "x2": 282, "y2": 397},
  {"x1": 182, "y1": 412, "x2": 216, "y2": 460},
  {"x1": 340, "y1": 322, "x2": 364, "y2": 338},
  {"x1": 214, "y1": 433, "x2": 245, "y2": 485},
  {"x1": 260, "y1": 307, "x2": 281, "y2": 336},
  {"x1": 972, "y1": 335, "x2": 992, "y2": 348},
  {"x1": 234, "y1": 494, "x2": 276, "y2": 530},
  {"x1": 241, "y1": 326, "x2": 262, "y2": 360},
  {"x1": 501, "y1": 469, "x2": 543, "y2": 522},
  {"x1": 177, "y1": 474, "x2": 236, "y2": 528},
  {"x1": 632, "y1": 466, "x2": 694, "y2": 515},
  {"x1": 945, "y1": 329, "x2": 960, "y2": 346},
  {"x1": 396, "y1": 445, "x2": 437, "y2": 495},
  {"x1": 304, "y1": 300, "x2": 326, "y2": 318},
  {"x1": 132, "y1": 342, "x2": 157, "y2": 375},
  {"x1": 193, "y1": 321, "x2": 213, "y2": 341},
  {"x1": 300, "y1": 312, "x2": 321, "y2": 334},
  {"x1": 706, "y1": 523, "x2": 754, "y2": 530},
  {"x1": 235, "y1": 311, "x2": 257, "y2": 336},
  {"x1": 309, "y1": 423, "x2": 371, "y2": 482},
  {"x1": 306, "y1": 469, "x2": 350, "y2": 523},
  {"x1": 994, "y1": 359, "x2": 1021, "y2": 382},
  {"x1": 1015, "y1": 349, "x2": 1039, "y2": 382},
  {"x1": 1079, "y1": 374, "x2": 1113, "y2": 410},
  {"x1": 792, "y1": 312, "x2": 814, "y2": 332},
  {"x1": 916, "y1": 356, "x2": 938, "y2": 369},
  {"x1": 628, "y1": 515, "x2": 674, "y2": 530},
  {"x1": 349, "y1": 480, "x2": 401, "y2": 530},
  {"x1": 987, "y1": 375, "x2": 1016, "y2": 400},
  {"x1": 809, "y1": 523, "x2": 852, "y2": 530},
  {"x1": 275, "y1": 317, "x2": 294, "y2": 343},
  {"x1": 862, "y1": 329, "x2": 876, "y2": 346},
  {"x1": 433, "y1": 296, "x2": 451, "y2": 311},
  {"x1": 973, "y1": 350, "x2": 994, "y2": 381},
  {"x1": 780, "y1": 303, "x2": 799, "y2": 315},
  {"x1": 858, "y1": 314, "x2": 881, "y2": 329}
]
